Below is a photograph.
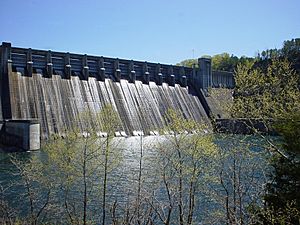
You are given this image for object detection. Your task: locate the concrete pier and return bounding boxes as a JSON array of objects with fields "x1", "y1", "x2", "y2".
[
  {"x1": 0, "y1": 120, "x2": 40, "y2": 151},
  {"x1": 214, "y1": 118, "x2": 276, "y2": 135}
]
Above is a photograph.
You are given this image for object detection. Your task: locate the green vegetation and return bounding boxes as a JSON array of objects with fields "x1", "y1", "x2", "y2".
[
  {"x1": 154, "y1": 109, "x2": 219, "y2": 225},
  {"x1": 177, "y1": 38, "x2": 300, "y2": 224},
  {"x1": 255, "y1": 113, "x2": 300, "y2": 225},
  {"x1": 230, "y1": 40, "x2": 300, "y2": 224},
  {"x1": 232, "y1": 59, "x2": 300, "y2": 119},
  {"x1": 177, "y1": 38, "x2": 300, "y2": 73},
  {"x1": 176, "y1": 53, "x2": 253, "y2": 72}
]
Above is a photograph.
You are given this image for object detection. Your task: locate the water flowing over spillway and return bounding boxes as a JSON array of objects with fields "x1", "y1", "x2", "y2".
[{"x1": 8, "y1": 71, "x2": 209, "y2": 138}]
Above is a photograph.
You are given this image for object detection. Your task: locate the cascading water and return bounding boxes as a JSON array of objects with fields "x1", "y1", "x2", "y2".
[{"x1": 8, "y1": 71, "x2": 209, "y2": 138}]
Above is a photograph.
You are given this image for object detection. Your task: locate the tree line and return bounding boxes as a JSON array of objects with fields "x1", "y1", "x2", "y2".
[{"x1": 177, "y1": 38, "x2": 300, "y2": 74}]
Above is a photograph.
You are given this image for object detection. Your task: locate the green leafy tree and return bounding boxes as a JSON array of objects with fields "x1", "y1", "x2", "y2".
[
  {"x1": 151, "y1": 109, "x2": 219, "y2": 225},
  {"x1": 211, "y1": 53, "x2": 239, "y2": 72},
  {"x1": 96, "y1": 105, "x2": 121, "y2": 225},
  {"x1": 232, "y1": 59, "x2": 300, "y2": 119},
  {"x1": 206, "y1": 135, "x2": 269, "y2": 225},
  {"x1": 261, "y1": 113, "x2": 300, "y2": 225},
  {"x1": 177, "y1": 53, "x2": 254, "y2": 72},
  {"x1": 176, "y1": 59, "x2": 198, "y2": 68},
  {"x1": 281, "y1": 38, "x2": 300, "y2": 72},
  {"x1": 9, "y1": 154, "x2": 52, "y2": 225},
  {"x1": 231, "y1": 57, "x2": 300, "y2": 224},
  {"x1": 43, "y1": 105, "x2": 122, "y2": 225},
  {"x1": 257, "y1": 38, "x2": 300, "y2": 74}
]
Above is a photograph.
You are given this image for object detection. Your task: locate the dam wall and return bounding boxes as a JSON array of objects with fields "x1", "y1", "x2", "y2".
[
  {"x1": 212, "y1": 71, "x2": 235, "y2": 88},
  {"x1": 1, "y1": 42, "x2": 232, "y2": 139}
]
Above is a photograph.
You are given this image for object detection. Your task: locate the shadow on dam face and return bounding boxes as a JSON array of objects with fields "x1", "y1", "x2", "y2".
[{"x1": 7, "y1": 71, "x2": 209, "y2": 139}]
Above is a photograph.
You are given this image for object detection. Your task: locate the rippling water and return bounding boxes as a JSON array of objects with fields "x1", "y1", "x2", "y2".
[{"x1": 0, "y1": 135, "x2": 270, "y2": 224}]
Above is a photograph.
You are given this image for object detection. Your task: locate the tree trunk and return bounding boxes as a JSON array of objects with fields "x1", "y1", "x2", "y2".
[
  {"x1": 177, "y1": 148, "x2": 184, "y2": 225},
  {"x1": 137, "y1": 135, "x2": 143, "y2": 225},
  {"x1": 83, "y1": 142, "x2": 87, "y2": 225},
  {"x1": 102, "y1": 137, "x2": 109, "y2": 225}
]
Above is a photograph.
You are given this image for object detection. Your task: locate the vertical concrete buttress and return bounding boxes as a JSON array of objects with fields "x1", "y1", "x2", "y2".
[
  {"x1": 0, "y1": 42, "x2": 12, "y2": 119},
  {"x1": 197, "y1": 57, "x2": 212, "y2": 91}
]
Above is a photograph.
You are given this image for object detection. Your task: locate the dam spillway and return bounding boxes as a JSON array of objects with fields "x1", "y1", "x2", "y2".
[
  {"x1": 8, "y1": 72, "x2": 208, "y2": 138},
  {"x1": 0, "y1": 42, "x2": 234, "y2": 139}
]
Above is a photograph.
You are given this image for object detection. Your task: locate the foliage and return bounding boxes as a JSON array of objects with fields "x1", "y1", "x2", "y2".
[
  {"x1": 203, "y1": 135, "x2": 269, "y2": 225},
  {"x1": 177, "y1": 38, "x2": 300, "y2": 75},
  {"x1": 176, "y1": 53, "x2": 254, "y2": 72},
  {"x1": 33, "y1": 105, "x2": 121, "y2": 224},
  {"x1": 231, "y1": 59, "x2": 300, "y2": 119},
  {"x1": 274, "y1": 112, "x2": 300, "y2": 156},
  {"x1": 176, "y1": 58, "x2": 198, "y2": 68},
  {"x1": 96, "y1": 105, "x2": 121, "y2": 136},
  {"x1": 281, "y1": 38, "x2": 300, "y2": 72},
  {"x1": 257, "y1": 38, "x2": 300, "y2": 73},
  {"x1": 211, "y1": 53, "x2": 238, "y2": 72},
  {"x1": 260, "y1": 112, "x2": 300, "y2": 225},
  {"x1": 5, "y1": 153, "x2": 52, "y2": 225},
  {"x1": 256, "y1": 201, "x2": 300, "y2": 225},
  {"x1": 151, "y1": 109, "x2": 219, "y2": 225},
  {"x1": 230, "y1": 48, "x2": 300, "y2": 224}
]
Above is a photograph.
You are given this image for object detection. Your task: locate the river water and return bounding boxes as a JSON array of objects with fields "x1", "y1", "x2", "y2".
[{"x1": 0, "y1": 134, "x2": 270, "y2": 224}]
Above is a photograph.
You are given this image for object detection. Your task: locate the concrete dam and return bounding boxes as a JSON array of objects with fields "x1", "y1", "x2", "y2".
[{"x1": 0, "y1": 42, "x2": 234, "y2": 145}]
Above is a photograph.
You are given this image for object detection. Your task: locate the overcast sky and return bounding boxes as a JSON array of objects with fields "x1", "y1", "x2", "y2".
[{"x1": 1, "y1": 0, "x2": 299, "y2": 64}]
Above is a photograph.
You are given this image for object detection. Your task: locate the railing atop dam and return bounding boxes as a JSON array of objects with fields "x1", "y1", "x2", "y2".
[
  {"x1": 1, "y1": 42, "x2": 234, "y2": 88},
  {"x1": 2, "y1": 42, "x2": 191, "y2": 87}
]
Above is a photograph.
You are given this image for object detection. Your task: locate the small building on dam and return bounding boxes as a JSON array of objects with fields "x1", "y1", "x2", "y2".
[{"x1": 0, "y1": 42, "x2": 234, "y2": 150}]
